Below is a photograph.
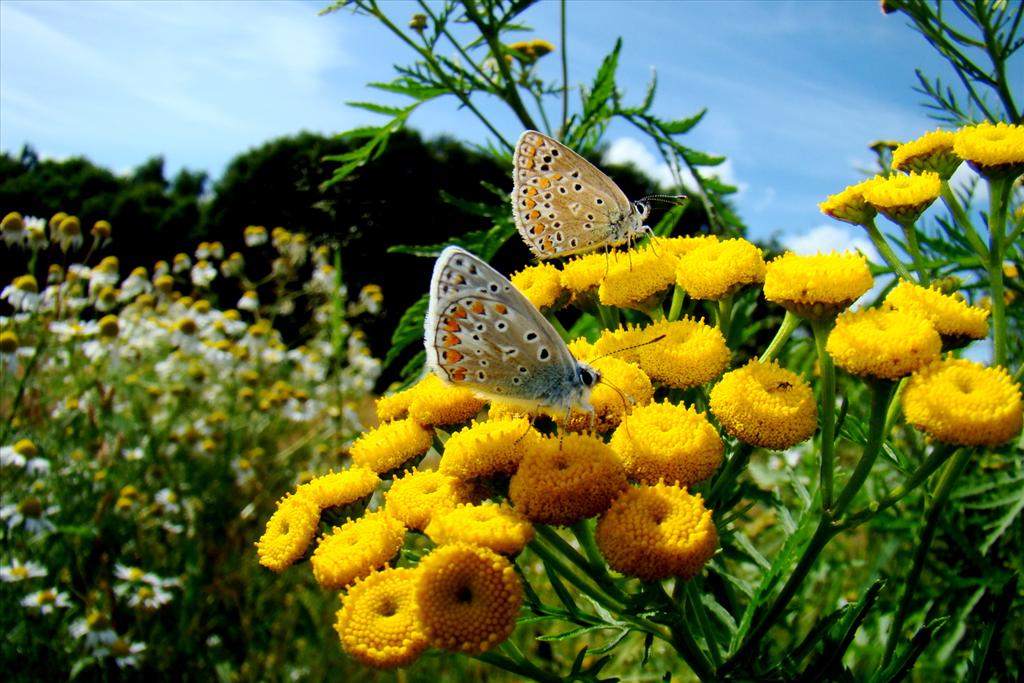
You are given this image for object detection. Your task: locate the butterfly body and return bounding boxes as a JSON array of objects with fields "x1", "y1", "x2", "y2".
[
  {"x1": 425, "y1": 246, "x2": 600, "y2": 414},
  {"x1": 512, "y1": 130, "x2": 651, "y2": 259}
]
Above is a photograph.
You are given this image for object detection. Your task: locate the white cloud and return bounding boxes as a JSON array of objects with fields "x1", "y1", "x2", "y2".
[
  {"x1": 604, "y1": 136, "x2": 745, "y2": 194},
  {"x1": 781, "y1": 223, "x2": 879, "y2": 261}
]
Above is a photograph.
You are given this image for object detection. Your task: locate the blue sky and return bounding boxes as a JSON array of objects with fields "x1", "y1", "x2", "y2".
[{"x1": 2, "y1": 0, "x2": 1017, "y2": 252}]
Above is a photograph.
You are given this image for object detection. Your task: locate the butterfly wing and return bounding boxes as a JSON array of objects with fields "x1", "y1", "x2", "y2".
[
  {"x1": 512, "y1": 130, "x2": 638, "y2": 259},
  {"x1": 425, "y1": 246, "x2": 587, "y2": 410}
]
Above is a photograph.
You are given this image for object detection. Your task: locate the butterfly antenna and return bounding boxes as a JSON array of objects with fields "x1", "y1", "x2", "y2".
[
  {"x1": 639, "y1": 194, "x2": 688, "y2": 207},
  {"x1": 596, "y1": 375, "x2": 634, "y2": 439},
  {"x1": 589, "y1": 333, "x2": 667, "y2": 363},
  {"x1": 514, "y1": 415, "x2": 535, "y2": 445}
]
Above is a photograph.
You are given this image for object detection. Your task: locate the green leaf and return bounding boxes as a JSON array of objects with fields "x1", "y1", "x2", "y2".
[
  {"x1": 384, "y1": 294, "x2": 428, "y2": 369},
  {"x1": 344, "y1": 101, "x2": 409, "y2": 117},
  {"x1": 799, "y1": 580, "x2": 883, "y2": 681},
  {"x1": 582, "y1": 38, "x2": 622, "y2": 123},
  {"x1": 536, "y1": 624, "x2": 619, "y2": 642},
  {"x1": 367, "y1": 80, "x2": 448, "y2": 100},
  {"x1": 661, "y1": 109, "x2": 707, "y2": 134},
  {"x1": 873, "y1": 617, "x2": 948, "y2": 683}
]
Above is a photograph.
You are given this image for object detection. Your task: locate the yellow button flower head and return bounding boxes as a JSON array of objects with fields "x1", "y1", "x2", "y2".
[
  {"x1": 511, "y1": 262, "x2": 564, "y2": 311},
  {"x1": 440, "y1": 416, "x2": 541, "y2": 481},
  {"x1": 296, "y1": 466, "x2": 380, "y2": 511},
  {"x1": 863, "y1": 171, "x2": 942, "y2": 225},
  {"x1": 609, "y1": 401, "x2": 723, "y2": 486},
  {"x1": 562, "y1": 340, "x2": 654, "y2": 433},
  {"x1": 818, "y1": 177, "x2": 884, "y2": 226},
  {"x1": 598, "y1": 242, "x2": 678, "y2": 311},
  {"x1": 509, "y1": 433, "x2": 627, "y2": 525},
  {"x1": 560, "y1": 251, "x2": 607, "y2": 302},
  {"x1": 425, "y1": 502, "x2": 534, "y2": 555},
  {"x1": 892, "y1": 129, "x2": 961, "y2": 179},
  {"x1": 884, "y1": 280, "x2": 989, "y2": 347},
  {"x1": 414, "y1": 543, "x2": 523, "y2": 653},
  {"x1": 764, "y1": 251, "x2": 873, "y2": 319},
  {"x1": 675, "y1": 238, "x2": 766, "y2": 300},
  {"x1": 651, "y1": 235, "x2": 719, "y2": 258},
  {"x1": 310, "y1": 510, "x2": 406, "y2": 590},
  {"x1": 710, "y1": 359, "x2": 817, "y2": 450},
  {"x1": 349, "y1": 418, "x2": 434, "y2": 475},
  {"x1": 953, "y1": 121, "x2": 1024, "y2": 177},
  {"x1": 376, "y1": 377, "x2": 423, "y2": 422},
  {"x1": 596, "y1": 482, "x2": 717, "y2": 581},
  {"x1": 827, "y1": 308, "x2": 942, "y2": 381},
  {"x1": 256, "y1": 494, "x2": 320, "y2": 573},
  {"x1": 902, "y1": 357, "x2": 1022, "y2": 446},
  {"x1": 596, "y1": 319, "x2": 730, "y2": 390},
  {"x1": 408, "y1": 373, "x2": 486, "y2": 427},
  {"x1": 335, "y1": 567, "x2": 427, "y2": 669},
  {"x1": 384, "y1": 468, "x2": 466, "y2": 530}
]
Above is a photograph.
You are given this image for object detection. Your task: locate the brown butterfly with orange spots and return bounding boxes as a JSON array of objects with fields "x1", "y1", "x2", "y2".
[{"x1": 424, "y1": 246, "x2": 600, "y2": 413}]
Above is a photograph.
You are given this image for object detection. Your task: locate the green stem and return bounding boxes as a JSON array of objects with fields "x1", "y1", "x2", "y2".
[
  {"x1": 667, "y1": 284, "x2": 686, "y2": 322},
  {"x1": 862, "y1": 218, "x2": 915, "y2": 282},
  {"x1": 558, "y1": 0, "x2": 569, "y2": 137},
  {"x1": 685, "y1": 580, "x2": 723, "y2": 668},
  {"x1": 810, "y1": 318, "x2": 838, "y2": 511},
  {"x1": 531, "y1": 527, "x2": 626, "y2": 611},
  {"x1": 474, "y1": 648, "x2": 561, "y2": 683},
  {"x1": 901, "y1": 222, "x2": 930, "y2": 284},
  {"x1": 707, "y1": 443, "x2": 753, "y2": 511},
  {"x1": 830, "y1": 380, "x2": 898, "y2": 517},
  {"x1": 759, "y1": 310, "x2": 801, "y2": 364},
  {"x1": 717, "y1": 295, "x2": 733, "y2": 339},
  {"x1": 723, "y1": 519, "x2": 836, "y2": 672},
  {"x1": 837, "y1": 443, "x2": 957, "y2": 531},
  {"x1": 940, "y1": 182, "x2": 989, "y2": 262},
  {"x1": 544, "y1": 312, "x2": 571, "y2": 342},
  {"x1": 987, "y1": 176, "x2": 1010, "y2": 367},
  {"x1": 659, "y1": 584, "x2": 716, "y2": 679},
  {"x1": 880, "y1": 448, "x2": 971, "y2": 669}
]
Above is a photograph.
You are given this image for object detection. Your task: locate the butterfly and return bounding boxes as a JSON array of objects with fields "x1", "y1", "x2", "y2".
[
  {"x1": 424, "y1": 246, "x2": 600, "y2": 415},
  {"x1": 512, "y1": 130, "x2": 657, "y2": 259}
]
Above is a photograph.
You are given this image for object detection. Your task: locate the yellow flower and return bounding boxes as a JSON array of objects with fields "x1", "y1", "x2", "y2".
[
  {"x1": 256, "y1": 494, "x2": 320, "y2": 573},
  {"x1": 863, "y1": 171, "x2": 942, "y2": 225},
  {"x1": 609, "y1": 401, "x2": 723, "y2": 486},
  {"x1": 296, "y1": 466, "x2": 380, "y2": 511},
  {"x1": 310, "y1": 510, "x2": 406, "y2": 590},
  {"x1": 335, "y1": 567, "x2": 427, "y2": 669},
  {"x1": 826, "y1": 308, "x2": 942, "y2": 381},
  {"x1": 384, "y1": 468, "x2": 466, "y2": 530},
  {"x1": 595, "y1": 319, "x2": 730, "y2": 389},
  {"x1": 598, "y1": 243, "x2": 677, "y2": 311},
  {"x1": 596, "y1": 482, "x2": 717, "y2": 581},
  {"x1": 0, "y1": 330, "x2": 18, "y2": 354},
  {"x1": 414, "y1": 543, "x2": 523, "y2": 653},
  {"x1": 375, "y1": 379, "x2": 420, "y2": 422},
  {"x1": 818, "y1": 177, "x2": 884, "y2": 226},
  {"x1": 560, "y1": 251, "x2": 607, "y2": 301},
  {"x1": 561, "y1": 341, "x2": 654, "y2": 433},
  {"x1": 892, "y1": 129, "x2": 961, "y2": 178},
  {"x1": 511, "y1": 262, "x2": 564, "y2": 310},
  {"x1": 529, "y1": 39, "x2": 555, "y2": 57},
  {"x1": 425, "y1": 502, "x2": 534, "y2": 555},
  {"x1": 408, "y1": 373, "x2": 486, "y2": 427},
  {"x1": 440, "y1": 417, "x2": 541, "y2": 481},
  {"x1": 884, "y1": 280, "x2": 989, "y2": 347},
  {"x1": 651, "y1": 235, "x2": 719, "y2": 258},
  {"x1": 764, "y1": 251, "x2": 873, "y2": 319},
  {"x1": 509, "y1": 433, "x2": 627, "y2": 525},
  {"x1": 349, "y1": 418, "x2": 434, "y2": 475},
  {"x1": 709, "y1": 359, "x2": 817, "y2": 450},
  {"x1": 902, "y1": 357, "x2": 1022, "y2": 446},
  {"x1": 675, "y1": 238, "x2": 766, "y2": 300},
  {"x1": 953, "y1": 121, "x2": 1024, "y2": 176},
  {"x1": 98, "y1": 315, "x2": 119, "y2": 339}
]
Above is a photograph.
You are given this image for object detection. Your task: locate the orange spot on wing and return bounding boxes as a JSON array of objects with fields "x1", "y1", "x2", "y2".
[
  {"x1": 551, "y1": 173, "x2": 563, "y2": 180},
  {"x1": 522, "y1": 198, "x2": 536, "y2": 209},
  {"x1": 537, "y1": 177, "x2": 551, "y2": 189},
  {"x1": 452, "y1": 368, "x2": 467, "y2": 382},
  {"x1": 444, "y1": 334, "x2": 461, "y2": 346},
  {"x1": 471, "y1": 301, "x2": 485, "y2": 315},
  {"x1": 528, "y1": 210, "x2": 541, "y2": 220},
  {"x1": 494, "y1": 304, "x2": 507, "y2": 314},
  {"x1": 542, "y1": 237, "x2": 553, "y2": 252},
  {"x1": 524, "y1": 187, "x2": 538, "y2": 196},
  {"x1": 445, "y1": 349, "x2": 464, "y2": 363},
  {"x1": 444, "y1": 319, "x2": 461, "y2": 332},
  {"x1": 531, "y1": 222, "x2": 546, "y2": 235},
  {"x1": 453, "y1": 306, "x2": 467, "y2": 318}
]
